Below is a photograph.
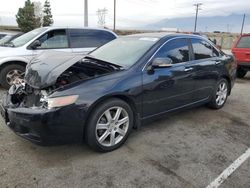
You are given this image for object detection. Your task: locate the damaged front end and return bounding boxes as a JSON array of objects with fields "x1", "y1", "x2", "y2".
[
  {"x1": 6, "y1": 80, "x2": 50, "y2": 109},
  {"x1": 6, "y1": 51, "x2": 120, "y2": 110},
  {"x1": 1, "y1": 51, "x2": 121, "y2": 144}
]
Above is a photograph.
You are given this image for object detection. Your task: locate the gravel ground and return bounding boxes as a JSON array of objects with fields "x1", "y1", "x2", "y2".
[{"x1": 0, "y1": 74, "x2": 250, "y2": 188}]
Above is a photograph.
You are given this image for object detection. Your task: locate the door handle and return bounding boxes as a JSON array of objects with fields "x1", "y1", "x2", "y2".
[
  {"x1": 184, "y1": 67, "x2": 193, "y2": 72},
  {"x1": 215, "y1": 61, "x2": 221, "y2": 65}
]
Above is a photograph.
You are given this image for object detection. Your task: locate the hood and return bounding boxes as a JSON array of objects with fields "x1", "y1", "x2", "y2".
[
  {"x1": 0, "y1": 46, "x2": 18, "y2": 58},
  {"x1": 25, "y1": 51, "x2": 83, "y2": 89}
]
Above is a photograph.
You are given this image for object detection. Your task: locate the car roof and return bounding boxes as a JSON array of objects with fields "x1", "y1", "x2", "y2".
[
  {"x1": 43, "y1": 26, "x2": 117, "y2": 36},
  {"x1": 0, "y1": 31, "x2": 21, "y2": 35},
  {"x1": 125, "y1": 32, "x2": 203, "y2": 39}
]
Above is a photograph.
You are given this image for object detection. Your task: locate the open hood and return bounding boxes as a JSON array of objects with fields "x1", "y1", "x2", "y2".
[
  {"x1": 25, "y1": 51, "x2": 83, "y2": 89},
  {"x1": 10, "y1": 51, "x2": 117, "y2": 108}
]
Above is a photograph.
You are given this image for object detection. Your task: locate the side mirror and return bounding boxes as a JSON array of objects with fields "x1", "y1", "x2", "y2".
[
  {"x1": 30, "y1": 40, "x2": 41, "y2": 49},
  {"x1": 151, "y1": 57, "x2": 173, "y2": 69}
]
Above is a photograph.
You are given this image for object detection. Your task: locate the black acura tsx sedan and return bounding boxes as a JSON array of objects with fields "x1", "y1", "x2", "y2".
[{"x1": 0, "y1": 33, "x2": 236, "y2": 152}]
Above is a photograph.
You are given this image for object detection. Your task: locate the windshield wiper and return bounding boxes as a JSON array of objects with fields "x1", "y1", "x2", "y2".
[{"x1": 85, "y1": 56, "x2": 124, "y2": 70}]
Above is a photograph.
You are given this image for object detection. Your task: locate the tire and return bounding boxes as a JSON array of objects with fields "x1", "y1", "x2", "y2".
[
  {"x1": 237, "y1": 68, "x2": 247, "y2": 78},
  {"x1": 208, "y1": 78, "x2": 229, "y2": 109},
  {"x1": 85, "y1": 98, "x2": 134, "y2": 152},
  {"x1": 0, "y1": 64, "x2": 25, "y2": 89}
]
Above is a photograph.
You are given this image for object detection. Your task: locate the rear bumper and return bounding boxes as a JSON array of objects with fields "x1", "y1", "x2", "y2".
[{"x1": 0, "y1": 94, "x2": 86, "y2": 145}]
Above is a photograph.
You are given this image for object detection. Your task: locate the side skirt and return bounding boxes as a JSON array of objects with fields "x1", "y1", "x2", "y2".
[{"x1": 140, "y1": 97, "x2": 210, "y2": 124}]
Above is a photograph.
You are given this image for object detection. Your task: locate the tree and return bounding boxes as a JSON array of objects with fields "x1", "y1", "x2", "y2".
[
  {"x1": 42, "y1": 0, "x2": 53, "y2": 27},
  {"x1": 34, "y1": 1, "x2": 43, "y2": 27},
  {"x1": 16, "y1": 0, "x2": 37, "y2": 32}
]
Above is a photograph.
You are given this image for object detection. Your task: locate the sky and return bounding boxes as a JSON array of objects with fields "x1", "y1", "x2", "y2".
[{"x1": 0, "y1": 0, "x2": 250, "y2": 31}]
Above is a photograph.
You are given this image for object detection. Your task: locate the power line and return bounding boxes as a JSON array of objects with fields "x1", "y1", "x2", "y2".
[{"x1": 194, "y1": 3, "x2": 202, "y2": 32}]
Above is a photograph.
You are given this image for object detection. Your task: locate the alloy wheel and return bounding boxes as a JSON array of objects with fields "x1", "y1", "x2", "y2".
[
  {"x1": 6, "y1": 69, "x2": 24, "y2": 85},
  {"x1": 216, "y1": 81, "x2": 228, "y2": 106},
  {"x1": 95, "y1": 106, "x2": 129, "y2": 147}
]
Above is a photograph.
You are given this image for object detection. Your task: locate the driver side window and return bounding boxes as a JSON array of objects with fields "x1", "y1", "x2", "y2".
[
  {"x1": 37, "y1": 29, "x2": 69, "y2": 49},
  {"x1": 154, "y1": 38, "x2": 190, "y2": 64}
]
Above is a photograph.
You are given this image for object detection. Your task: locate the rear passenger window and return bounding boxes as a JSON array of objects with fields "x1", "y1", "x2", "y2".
[
  {"x1": 154, "y1": 38, "x2": 190, "y2": 64},
  {"x1": 191, "y1": 38, "x2": 219, "y2": 60},
  {"x1": 69, "y1": 29, "x2": 116, "y2": 48},
  {"x1": 237, "y1": 36, "x2": 250, "y2": 48}
]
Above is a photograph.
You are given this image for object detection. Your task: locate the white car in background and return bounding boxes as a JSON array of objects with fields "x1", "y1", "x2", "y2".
[
  {"x1": 0, "y1": 33, "x2": 23, "y2": 46},
  {"x1": 0, "y1": 27, "x2": 117, "y2": 89}
]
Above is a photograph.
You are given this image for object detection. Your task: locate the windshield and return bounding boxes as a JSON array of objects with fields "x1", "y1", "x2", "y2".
[
  {"x1": 11, "y1": 28, "x2": 47, "y2": 47},
  {"x1": 0, "y1": 35, "x2": 13, "y2": 45},
  {"x1": 90, "y1": 37, "x2": 159, "y2": 67}
]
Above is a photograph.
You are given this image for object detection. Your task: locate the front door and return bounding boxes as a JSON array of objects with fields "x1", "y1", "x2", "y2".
[{"x1": 142, "y1": 38, "x2": 197, "y2": 118}]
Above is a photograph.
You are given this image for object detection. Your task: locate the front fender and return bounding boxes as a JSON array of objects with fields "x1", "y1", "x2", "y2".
[
  {"x1": 0, "y1": 56, "x2": 32, "y2": 67},
  {"x1": 50, "y1": 70, "x2": 143, "y2": 116}
]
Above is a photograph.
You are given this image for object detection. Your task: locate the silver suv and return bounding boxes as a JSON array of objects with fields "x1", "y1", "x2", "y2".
[{"x1": 0, "y1": 27, "x2": 117, "y2": 89}]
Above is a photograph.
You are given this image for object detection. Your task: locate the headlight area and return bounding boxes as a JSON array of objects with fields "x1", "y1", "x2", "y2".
[
  {"x1": 46, "y1": 95, "x2": 79, "y2": 109},
  {"x1": 7, "y1": 83, "x2": 78, "y2": 110}
]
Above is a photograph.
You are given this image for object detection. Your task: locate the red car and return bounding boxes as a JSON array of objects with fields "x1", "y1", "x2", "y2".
[{"x1": 232, "y1": 34, "x2": 250, "y2": 78}]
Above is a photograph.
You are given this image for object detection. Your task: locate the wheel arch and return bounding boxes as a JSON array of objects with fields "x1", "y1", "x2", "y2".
[
  {"x1": 220, "y1": 75, "x2": 231, "y2": 95},
  {"x1": 0, "y1": 61, "x2": 27, "y2": 70},
  {"x1": 83, "y1": 94, "x2": 140, "y2": 137}
]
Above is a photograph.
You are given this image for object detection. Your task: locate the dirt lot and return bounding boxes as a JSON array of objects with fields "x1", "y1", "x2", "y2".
[{"x1": 0, "y1": 75, "x2": 250, "y2": 188}]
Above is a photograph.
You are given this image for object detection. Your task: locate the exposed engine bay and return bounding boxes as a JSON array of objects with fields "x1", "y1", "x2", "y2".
[{"x1": 7, "y1": 55, "x2": 120, "y2": 109}]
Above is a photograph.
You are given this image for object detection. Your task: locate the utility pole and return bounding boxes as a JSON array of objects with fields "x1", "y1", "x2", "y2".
[
  {"x1": 194, "y1": 3, "x2": 202, "y2": 32},
  {"x1": 84, "y1": 0, "x2": 88, "y2": 27},
  {"x1": 113, "y1": 0, "x2": 116, "y2": 31},
  {"x1": 227, "y1": 24, "x2": 230, "y2": 33},
  {"x1": 241, "y1": 14, "x2": 246, "y2": 35}
]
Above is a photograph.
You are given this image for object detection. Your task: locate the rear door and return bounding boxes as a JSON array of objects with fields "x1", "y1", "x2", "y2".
[
  {"x1": 232, "y1": 35, "x2": 250, "y2": 63},
  {"x1": 69, "y1": 29, "x2": 116, "y2": 55},
  {"x1": 190, "y1": 38, "x2": 221, "y2": 100}
]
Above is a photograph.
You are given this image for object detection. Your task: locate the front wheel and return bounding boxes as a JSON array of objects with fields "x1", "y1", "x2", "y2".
[
  {"x1": 0, "y1": 64, "x2": 25, "y2": 89},
  {"x1": 85, "y1": 98, "x2": 133, "y2": 152},
  {"x1": 208, "y1": 78, "x2": 229, "y2": 109}
]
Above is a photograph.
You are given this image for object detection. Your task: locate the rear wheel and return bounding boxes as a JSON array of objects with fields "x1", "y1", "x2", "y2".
[
  {"x1": 0, "y1": 64, "x2": 25, "y2": 89},
  {"x1": 208, "y1": 78, "x2": 229, "y2": 109},
  {"x1": 237, "y1": 67, "x2": 247, "y2": 78},
  {"x1": 85, "y1": 98, "x2": 133, "y2": 152}
]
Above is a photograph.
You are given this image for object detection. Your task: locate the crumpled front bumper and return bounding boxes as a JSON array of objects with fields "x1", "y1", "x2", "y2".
[{"x1": 0, "y1": 93, "x2": 86, "y2": 145}]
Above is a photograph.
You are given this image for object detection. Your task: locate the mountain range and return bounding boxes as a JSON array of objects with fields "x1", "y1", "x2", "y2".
[
  {"x1": 1, "y1": 13, "x2": 250, "y2": 33},
  {"x1": 146, "y1": 14, "x2": 250, "y2": 33}
]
